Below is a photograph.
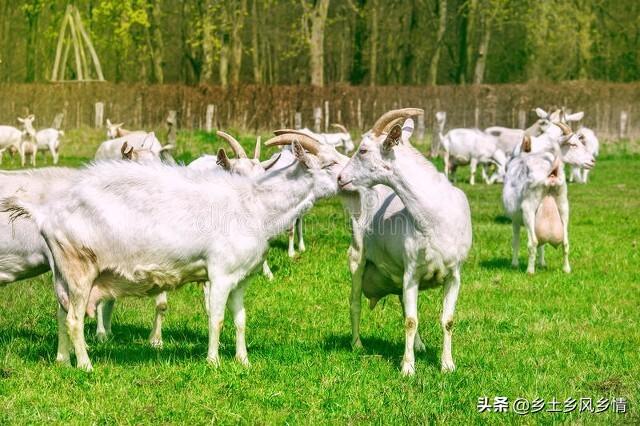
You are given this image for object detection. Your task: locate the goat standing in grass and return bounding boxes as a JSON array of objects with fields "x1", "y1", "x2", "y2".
[
  {"x1": 441, "y1": 128, "x2": 506, "y2": 185},
  {"x1": 503, "y1": 123, "x2": 595, "y2": 274},
  {"x1": 2, "y1": 133, "x2": 347, "y2": 371},
  {"x1": 338, "y1": 108, "x2": 472, "y2": 376}
]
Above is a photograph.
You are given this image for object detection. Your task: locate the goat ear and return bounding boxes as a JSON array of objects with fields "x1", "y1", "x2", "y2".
[
  {"x1": 535, "y1": 108, "x2": 548, "y2": 119},
  {"x1": 121, "y1": 142, "x2": 133, "y2": 160},
  {"x1": 106, "y1": 119, "x2": 112, "y2": 127},
  {"x1": 17, "y1": 117, "x2": 24, "y2": 123},
  {"x1": 382, "y1": 124, "x2": 402, "y2": 151},
  {"x1": 521, "y1": 135, "x2": 532, "y2": 153},
  {"x1": 565, "y1": 111, "x2": 584, "y2": 122},
  {"x1": 292, "y1": 140, "x2": 312, "y2": 168},
  {"x1": 216, "y1": 148, "x2": 232, "y2": 170},
  {"x1": 401, "y1": 118, "x2": 414, "y2": 143},
  {"x1": 27, "y1": 114, "x2": 34, "y2": 121}
]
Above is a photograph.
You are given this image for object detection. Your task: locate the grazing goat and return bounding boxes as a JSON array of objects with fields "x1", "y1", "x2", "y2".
[
  {"x1": 502, "y1": 123, "x2": 595, "y2": 274},
  {"x1": 296, "y1": 125, "x2": 355, "y2": 154},
  {"x1": 485, "y1": 108, "x2": 555, "y2": 157},
  {"x1": 35, "y1": 128, "x2": 64, "y2": 165},
  {"x1": 338, "y1": 108, "x2": 472, "y2": 376},
  {"x1": 2, "y1": 133, "x2": 347, "y2": 371},
  {"x1": 441, "y1": 128, "x2": 506, "y2": 185}
]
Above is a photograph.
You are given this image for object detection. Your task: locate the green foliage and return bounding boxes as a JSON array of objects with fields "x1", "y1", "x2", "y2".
[{"x1": 0, "y1": 129, "x2": 638, "y2": 423}]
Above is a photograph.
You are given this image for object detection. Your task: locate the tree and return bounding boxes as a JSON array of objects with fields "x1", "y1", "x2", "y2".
[
  {"x1": 427, "y1": 0, "x2": 446, "y2": 85},
  {"x1": 302, "y1": 0, "x2": 330, "y2": 86}
]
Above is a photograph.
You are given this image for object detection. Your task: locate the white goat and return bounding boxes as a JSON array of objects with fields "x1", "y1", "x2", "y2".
[
  {"x1": 106, "y1": 119, "x2": 137, "y2": 139},
  {"x1": 297, "y1": 125, "x2": 355, "y2": 154},
  {"x1": 485, "y1": 108, "x2": 556, "y2": 157},
  {"x1": 551, "y1": 110, "x2": 599, "y2": 184},
  {"x1": 502, "y1": 122, "x2": 595, "y2": 274},
  {"x1": 441, "y1": 128, "x2": 506, "y2": 185},
  {"x1": 2, "y1": 133, "x2": 347, "y2": 371},
  {"x1": 35, "y1": 128, "x2": 64, "y2": 165},
  {"x1": 97, "y1": 131, "x2": 281, "y2": 347},
  {"x1": 338, "y1": 108, "x2": 472, "y2": 376},
  {"x1": 95, "y1": 132, "x2": 174, "y2": 163},
  {"x1": 0, "y1": 115, "x2": 37, "y2": 166}
]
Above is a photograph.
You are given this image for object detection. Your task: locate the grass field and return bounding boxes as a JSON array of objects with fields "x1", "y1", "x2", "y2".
[{"x1": 0, "y1": 129, "x2": 638, "y2": 424}]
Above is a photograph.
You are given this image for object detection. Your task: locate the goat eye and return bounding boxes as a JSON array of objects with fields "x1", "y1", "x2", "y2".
[{"x1": 359, "y1": 149, "x2": 368, "y2": 155}]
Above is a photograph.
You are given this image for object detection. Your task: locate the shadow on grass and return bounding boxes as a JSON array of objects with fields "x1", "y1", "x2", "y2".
[
  {"x1": 321, "y1": 333, "x2": 439, "y2": 366},
  {"x1": 493, "y1": 215, "x2": 511, "y2": 224},
  {"x1": 480, "y1": 257, "x2": 521, "y2": 271}
]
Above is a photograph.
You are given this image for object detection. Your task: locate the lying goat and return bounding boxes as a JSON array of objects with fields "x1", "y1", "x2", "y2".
[
  {"x1": 338, "y1": 108, "x2": 472, "y2": 375},
  {"x1": 2, "y1": 133, "x2": 347, "y2": 371},
  {"x1": 441, "y1": 128, "x2": 506, "y2": 185},
  {"x1": 95, "y1": 131, "x2": 175, "y2": 163},
  {"x1": 502, "y1": 125, "x2": 595, "y2": 274}
]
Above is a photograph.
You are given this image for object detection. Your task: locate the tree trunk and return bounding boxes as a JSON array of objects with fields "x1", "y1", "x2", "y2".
[
  {"x1": 369, "y1": 0, "x2": 378, "y2": 86},
  {"x1": 251, "y1": 0, "x2": 261, "y2": 83},
  {"x1": 308, "y1": 0, "x2": 330, "y2": 87},
  {"x1": 473, "y1": 21, "x2": 492, "y2": 84},
  {"x1": 219, "y1": 35, "x2": 229, "y2": 87},
  {"x1": 24, "y1": 7, "x2": 40, "y2": 82},
  {"x1": 149, "y1": 0, "x2": 164, "y2": 83},
  {"x1": 200, "y1": 0, "x2": 216, "y2": 83},
  {"x1": 427, "y1": 0, "x2": 447, "y2": 85},
  {"x1": 230, "y1": 0, "x2": 247, "y2": 85}
]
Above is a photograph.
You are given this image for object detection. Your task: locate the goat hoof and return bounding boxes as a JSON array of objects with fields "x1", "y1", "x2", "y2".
[
  {"x1": 563, "y1": 265, "x2": 572, "y2": 274},
  {"x1": 149, "y1": 338, "x2": 163, "y2": 349},
  {"x1": 56, "y1": 355, "x2": 71, "y2": 366},
  {"x1": 207, "y1": 356, "x2": 221, "y2": 367},
  {"x1": 401, "y1": 361, "x2": 416, "y2": 376},
  {"x1": 95, "y1": 332, "x2": 110, "y2": 343},
  {"x1": 441, "y1": 359, "x2": 456, "y2": 373},
  {"x1": 77, "y1": 361, "x2": 93, "y2": 372},
  {"x1": 235, "y1": 355, "x2": 250, "y2": 367},
  {"x1": 351, "y1": 338, "x2": 364, "y2": 351}
]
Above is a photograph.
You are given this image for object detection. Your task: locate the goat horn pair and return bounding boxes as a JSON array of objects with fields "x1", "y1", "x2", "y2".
[
  {"x1": 331, "y1": 123, "x2": 349, "y2": 133},
  {"x1": 371, "y1": 108, "x2": 424, "y2": 136},
  {"x1": 217, "y1": 130, "x2": 247, "y2": 159},
  {"x1": 265, "y1": 131, "x2": 321, "y2": 155}
]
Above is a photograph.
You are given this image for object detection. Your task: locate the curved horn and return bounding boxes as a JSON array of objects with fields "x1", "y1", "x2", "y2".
[
  {"x1": 554, "y1": 122, "x2": 572, "y2": 136},
  {"x1": 260, "y1": 152, "x2": 282, "y2": 171},
  {"x1": 254, "y1": 136, "x2": 261, "y2": 160},
  {"x1": 331, "y1": 123, "x2": 348, "y2": 133},
  {"x1": 217, "y1": 130, "x2": 247, "y2": 158},
  {"x1": 264, "y1": 133, "x2": 320, "y2": 155},
  {"x1": 273, "y1": 128, "x2": 314, "y2": 138},
  {"x1": 371, "y1": 108, "x2": 424, "y2": 136}
]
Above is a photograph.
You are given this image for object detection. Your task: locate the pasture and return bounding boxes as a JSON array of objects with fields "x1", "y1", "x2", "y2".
[{"x1": 0, "y1": 129, "x2": 638, "y2": 424}]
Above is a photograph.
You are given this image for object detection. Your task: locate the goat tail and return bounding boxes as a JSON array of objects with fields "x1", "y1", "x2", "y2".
[{"x1": 1, "y1": 196, "x2": 37, "y2": 224}]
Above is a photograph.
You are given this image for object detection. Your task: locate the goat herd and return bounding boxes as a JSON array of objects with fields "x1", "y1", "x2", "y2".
[{"x1": 0, "y1": 107, "x2": 598, "y2": 376}]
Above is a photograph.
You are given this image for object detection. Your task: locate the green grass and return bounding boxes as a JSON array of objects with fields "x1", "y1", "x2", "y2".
[{"x1": 0, "y1": 129, "x2": 639, "y2": 424}]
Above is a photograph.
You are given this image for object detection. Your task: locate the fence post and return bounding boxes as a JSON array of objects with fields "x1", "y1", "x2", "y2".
[
  {"x1": 313, "y1": 107, "x2": 322, "y2": 133},
  {"x1": 416, "y1": 113, "x2": 425, "y2": 144},
  {"x1": 94, "y1": 102, "x2": 104, "y2": 128},
  {"x1": 294, "y1": 112, "x2": 302, "y2": 130},
  {"x1": 186, "y1": 103, "x2": 192, "y2": 129},
  {"x1": 135, "y1": 96, "x2": 142, "y2": 127},
  {"x1": 518, "y1": 109, "x2": 526, "y2": 129},
  {"x1": 620, "y1": 110, "x2": 628, "y2": 139},
  {"x1": 357, "y1": 98, "x2": 362, "y2": 131},
  {"x1": 52, "y1": 113, "x2": 64, "y2": 130},
  {"x1": 166, "y1": 110, "x2": 177, "y2": 146},
  {"x1": 205, "y1": 104, "x2": 215, "y2": 132},
  {"x1": 324, "y1": 100, "x2": 329, "y2": 132},
  {"x1": 474, "y1": 105, "x2": 480, "y2": 128}
]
